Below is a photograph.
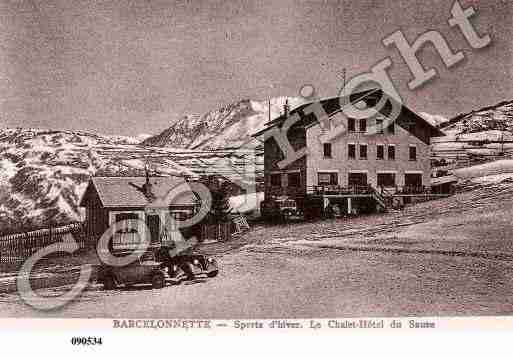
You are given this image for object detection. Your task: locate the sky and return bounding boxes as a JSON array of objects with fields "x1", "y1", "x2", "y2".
[{"x1": 0, "y1": 0, "x2": 511, "y2": 136}]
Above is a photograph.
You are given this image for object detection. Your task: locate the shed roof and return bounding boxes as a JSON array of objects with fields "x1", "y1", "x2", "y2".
[{"x1": 80, "y1": 176, "x2": 198, "y2": 208}]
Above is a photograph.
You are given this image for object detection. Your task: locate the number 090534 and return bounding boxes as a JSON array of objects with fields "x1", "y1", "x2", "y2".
[{"x1": 71, "y1": 337, "x2": 103, "y2": 345}]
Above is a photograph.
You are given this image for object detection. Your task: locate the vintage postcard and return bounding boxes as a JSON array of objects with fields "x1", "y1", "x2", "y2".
[{"x1": 0, "y1": 0, "x2": 512, "y2": 354}]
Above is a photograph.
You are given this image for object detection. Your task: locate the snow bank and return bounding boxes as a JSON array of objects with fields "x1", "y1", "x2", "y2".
[
  {"x1": 453, "y1": 159, "x2": 513, "y2": 182},
  {"x1": 229, "y1": 192, "x2": 264, "y2": 215},
  {"x1": 470, "y1": 173, "x2": 513, "y2": 185}
]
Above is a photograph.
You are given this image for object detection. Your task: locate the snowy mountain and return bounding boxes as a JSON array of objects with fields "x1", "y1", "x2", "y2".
[
  {"x1": 441, "y1": 100, "x2": 513, "y2": 135},
  {"x1": 0, "y1": 129, "x2": 189, "y2": 234},
  {"x1": 8, "y1": 96, "x2": 512, "y2": 234},
  {"x1": 431, "y1": 99, "x2": 513, "y2": 164},
  {"x1": 101, "y1": 133, "x2": 151, "y2": 145},
  {"x1": 0, "y1": 130, "x2": 130, "y2": 233},
  {"x1": 143, "y1": 97, "x2": 306, "y2": 150},
  {"x1": 0, "y1": 127, "x2": 262, "y2": 234}
]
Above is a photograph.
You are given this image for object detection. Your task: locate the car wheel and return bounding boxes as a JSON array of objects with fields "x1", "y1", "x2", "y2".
[
  {"x1": 282, "y1": 210, "x2": 292, "y2": 222},
  {"x1": 152, "y1": 273, "x2": 165, "y2": 289},
  {"x1": 207, "y1": 270, "x2": 219, "y2": 278},
  {"x1": 103, "y1": 274, "x2": 116, "y2": 290}
]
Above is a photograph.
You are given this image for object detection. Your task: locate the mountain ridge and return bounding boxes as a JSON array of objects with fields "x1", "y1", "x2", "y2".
[
  {"x1": 441, "y1": 99, "x2": 513, "y2": 133},
  {"x1": 2, "y1": 96, "x2": 513, "y2": 234},
  {"x1": 142, "y1": 97, "x2": 306, "y2": 150}
]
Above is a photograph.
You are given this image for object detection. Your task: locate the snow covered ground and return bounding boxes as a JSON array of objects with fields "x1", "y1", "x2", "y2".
[
  {"x1": 453, "y1": 159, "x2": 513, "y2": 183},
  {"x1": 229, "y1": 192, "x2": 264, "y2": 217}
]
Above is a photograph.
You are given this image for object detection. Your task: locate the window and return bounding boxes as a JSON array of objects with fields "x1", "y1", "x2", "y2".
[
  {"x1": 377, "y1": 173, "x2": 396, "y2": 187},
  {"x1": 170, "y1": 210, "x2": 193, "y2": 221},
  {"x1": 113, "y1": 212, "x2": 141, "y2": 248},
  {"x1": 348, "y1": 172, "x2": 367, "y2": 186},
  {"x1": 409, "y1": 145, "x2": 417, "y2": 161},
  {"x1": 115, "y1": 212, "x2": 139, "y2": 233},
  {"x1": 115, "y1": 212, "x2": 139, "y2": 223},
  {"x1": 388, "y1": 145, "x2": 396, "y2": 160},
  {"x1": 359, "y1": 144, "x2": 367, "y2": 159},
  {"x1": 323, "y1": 143, "x2": 332, "y2": 158},
  {"x1": 376, "y1": 118, "x2": 384, "y2": 134},
  {"x1": 388, "y1": 122, "x2": 395, "y2": 134},
  {"x1": 318, "y1": 172, "x2": 338, "y2": 186},
  {"x1": 359, "y1": 119, "x2": 367, "y2": 133},
  {"x1": 348, "y1": 144, "x2": 356, "y2": 159},
  {"x1": 287, "y1": 172, "x2": 300, "y2": 187},
  {"x1": 376, "y1": 144, "x2": 384, "y2": 160},
  {"x1": 405, "y1": 173, "x2": 422, "y2": 188},
  {"x1": 270, "y1": 173, "x2": 281, "y2": 187},
  {"x1": 348, "y1": 118, "x2": 356, "y2": 132}
]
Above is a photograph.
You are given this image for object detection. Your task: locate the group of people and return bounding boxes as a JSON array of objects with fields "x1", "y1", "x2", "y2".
[{"x1": 324, "y1": 202, "x2": 358, "y2": 219}]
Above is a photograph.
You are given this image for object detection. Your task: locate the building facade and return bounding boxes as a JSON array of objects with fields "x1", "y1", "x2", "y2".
[{"x1": 254, "y1": 89, "x2": 444, "y2": 216}]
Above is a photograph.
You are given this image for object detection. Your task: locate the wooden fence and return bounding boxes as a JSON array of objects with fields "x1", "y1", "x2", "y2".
[
  {"x1": 0, "y1": 223, "x2": 93, "y2": 265},
  {"x1": 0, "y1": 218, "x2": 244, "y2": 268}
]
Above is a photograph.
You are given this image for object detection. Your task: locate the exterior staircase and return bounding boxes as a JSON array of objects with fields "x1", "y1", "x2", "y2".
[{"x1": 370, "y1": 186, "x2": 390, "y2": 211}]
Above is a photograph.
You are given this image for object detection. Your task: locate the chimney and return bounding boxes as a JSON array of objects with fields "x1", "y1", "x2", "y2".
[
  {"x1": 142, "y1": 164, "x2": 155, "y2": 200},
  {"x1": 283, "y1": 98, "x2": 290, "y2": 119}
]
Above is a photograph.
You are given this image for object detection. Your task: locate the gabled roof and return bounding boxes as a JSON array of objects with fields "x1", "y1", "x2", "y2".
[
  {"x1": 252, "y1": 88, "x2": 444, "y2": 143},
  {"x1": 79, "y1": 176, "x2": 197, "y2": 208}
]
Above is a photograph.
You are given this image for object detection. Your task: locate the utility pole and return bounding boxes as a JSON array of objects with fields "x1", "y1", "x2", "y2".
[
  {"x1": 341, "y1": 68, "x2": 347, "y2": 106},
  {"x1": 268, "y1": 98, "x2": 271, "y2": 123},
  {"x1": 342, "y1": 68, "x2": 346, "y2": 93}
]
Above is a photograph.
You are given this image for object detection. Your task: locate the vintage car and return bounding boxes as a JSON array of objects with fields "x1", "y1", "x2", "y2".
[
  {"x1": 98, "y1": 248, "x2": 219, "y2": 290},
  {"x1": 167, "y1": 253, "x2": 219, "y2": 279},
  {"x1": 260, "y1": 196, "x2": 301, "y2": 221},
  {"x1": 98, "y1": 249, "x2": 167, "y2": 290}
]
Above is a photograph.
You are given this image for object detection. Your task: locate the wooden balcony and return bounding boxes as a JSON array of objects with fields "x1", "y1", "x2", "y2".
[
  {"x1": 392, "y1": 186, "x2": 431, "y2": 195},
  {"x1": 308, "y1": 185, "x2": 374, "y2": 196},
  {"x1": 267, "y1": 184, "x2": 437, "y2": 200}
]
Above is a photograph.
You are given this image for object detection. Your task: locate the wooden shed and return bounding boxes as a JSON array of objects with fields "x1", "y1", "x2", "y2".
[{"x1": 79, "y1": 175, "x2": 199, "y2": 248}]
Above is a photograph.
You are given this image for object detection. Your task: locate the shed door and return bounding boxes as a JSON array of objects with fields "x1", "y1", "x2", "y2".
[{"x1": 146, "y1": 214, "x2": 161, "y2": 244}]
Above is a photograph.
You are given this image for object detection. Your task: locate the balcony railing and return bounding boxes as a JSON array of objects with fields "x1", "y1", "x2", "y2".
[
  {"x1": 309, "y1": 185, "x2": 374, "y2": 196},
  {"x1": 393, "y1": 185, "x2": 431, "y2": 195},
  {"x1": 266, "y1": 184, "x2": 433, "y2": 198}
]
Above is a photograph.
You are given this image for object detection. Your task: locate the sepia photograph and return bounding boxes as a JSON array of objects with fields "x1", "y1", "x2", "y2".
[{"x1": 0, "y1": 0, "x2": 512, "y2": 341}]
